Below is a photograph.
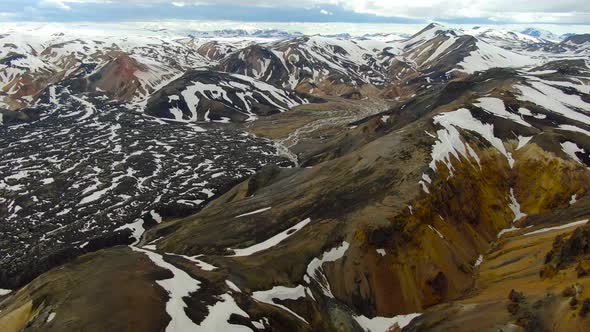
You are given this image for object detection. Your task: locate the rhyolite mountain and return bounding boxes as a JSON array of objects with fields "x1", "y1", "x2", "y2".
[
  {"x1": 1, "y1": 23, "x2": 590, "y2": 332},
  {"x1": 144, "y1": 70, "x2": 307, "y2": 123}
]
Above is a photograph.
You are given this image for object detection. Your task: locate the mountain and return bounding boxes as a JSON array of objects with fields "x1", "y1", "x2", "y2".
[
  {"x1": 468, "y1": 26, "x2": 550, "y2": 51},
  {"x1": 188, "y1": 29, "x2": 302, "y2": 39},
  {"x1": 216, "y1": 35, "x2": 388, "y2": 97},
  {"x1": 144, "y1": 70, "x2": 307, "y2": 123},
  {"x1": 194, "y1": 40, "x2": 240, "y2": 61},
  {"x1": 394, "y1": 24, "x2": 539, "y2": 74},
  {"x1": 1, "y1": 22, "x2": 590, "y2": 332},
  {"x1": 0, "y1": 31, "x2": 211, "y2": 110},
  {"x1": 521, "y1": 27, "x2": 563, "y2": 42},
  {"x1": 362, "y1": 32, "x2": 411, "y2": 41},
  {"x1": 560, "y1": 34, "x2": 590, "y2": 54},
  {"x1": 377, "y1": 23, "x2": 542, "y2": 100}
]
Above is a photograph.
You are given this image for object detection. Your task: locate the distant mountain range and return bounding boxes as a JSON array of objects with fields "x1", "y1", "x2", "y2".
[{"x1": 187, "y1": 29, "x2": 304, "y2": 39}]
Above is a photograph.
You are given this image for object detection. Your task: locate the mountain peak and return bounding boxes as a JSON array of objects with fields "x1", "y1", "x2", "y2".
[
  {"x1": 425, "y1": 22, "x2": 444, "y2": 29},
  {"x1": 520, "y1": 27, "x2": 561, "y2": 41}
]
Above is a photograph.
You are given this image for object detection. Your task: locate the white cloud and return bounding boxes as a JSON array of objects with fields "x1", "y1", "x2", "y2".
[
  {"x1": 34, "y1": 0, "x2": 590, "y2": 23},
  {"x1": 0, "y1": 12, "x2": 17, "y2": 19},
  {"x1": 171, "y1": 1, "x2": 185, "y2": 6},
  {"x1": 320, "y1": 9, "x2": 333, "y2": 15},
  {"x1": 39, "y1": 0, "x2": 72, "y2": 11},
  {"x1": 327, "y1": 0, "x2": 590, "y2": 23}
]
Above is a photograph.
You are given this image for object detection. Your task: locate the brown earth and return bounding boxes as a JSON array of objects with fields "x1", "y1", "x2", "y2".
[{"x1": 0, "y1": 247, "x2": 170, "y2": 332}]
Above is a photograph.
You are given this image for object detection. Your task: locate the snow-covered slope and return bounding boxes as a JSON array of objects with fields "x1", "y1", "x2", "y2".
[
  {"x1": 217, "y1": 35, "x2": 388, "y2": 95},
  {"x1": 2, "y1": 22, "x2": 584, "y2": 111},
  {"x1": 453, "y1": 38, "x2": 538, "y2": 74},
  {"x1": 145, "y1": 70, "x2": 307, "y2": 122},
  {"x1": 375, "y1": 23, "x2": 550, "y2": 87},
  {"x1": 0, "y1": 29, "x2": 210, "y2": 110},
  {"x1": 467, "y1": 27, "x2": 549, "y2": 49},
  {"x1": 560, "y1": 34, "x2": 590, "y2": 54},
  {"x1": 520, "y1": 28, "x2": 562, "y2": 42}
]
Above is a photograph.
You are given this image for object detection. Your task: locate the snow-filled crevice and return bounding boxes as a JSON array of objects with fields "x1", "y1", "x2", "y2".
[
  {"x1": 131, "y1": 246, "x2": 202, "y2": 332},
  {"x1": 228, "y1": 218, "x2": 312, "y2": 257},
  {"x1": 249, "y1": 241, "x2": 350, "y2": 324},
  {"x1": 132, "y1": 245, "x2": 254, "y2": 331},
  {"x1": 497, "y1": 188, "x2": 527, "y2": 238},
  {"x1": 430, "y1": 108, "x2": 513, "y2": 176}
]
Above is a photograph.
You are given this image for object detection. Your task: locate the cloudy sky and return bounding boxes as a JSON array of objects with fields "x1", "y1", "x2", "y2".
[{"x1": 0, "y1": 0, "x2": 589, "y2": 24}]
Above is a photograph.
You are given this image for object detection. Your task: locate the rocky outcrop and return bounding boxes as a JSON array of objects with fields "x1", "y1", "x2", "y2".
[{"x1": 542, "y1": 223, "x2": 590, "y2": 278}]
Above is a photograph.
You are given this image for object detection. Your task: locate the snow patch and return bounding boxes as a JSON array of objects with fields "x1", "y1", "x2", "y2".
[
  {"x1": 167, "y1": 253, "x2": 217, "y2": 271},
  {"x1": 509, "y1": 188, "x2": 527, "y2": 222},
  {"x1": 252, "y1": 285, "x2": 308, "y2": 324},
  {"x1": 474, "y1": 97, "x2": 530, "y2": 127},
  {"x1": 304, "y1": 241, "x2": 350, "y2": 298},
  {"x1": 131, "y1": 246, "x2": 201, "y2": 332},
  {"x1": 235, "y1": 207, "x2": 271, "y2": 218},
  {"x1": 456, "y1": 39, "x2": 536, "y2": 74},
  {"x1": 516, "y1": 136, "x2": 533, "y2": 150},
  {"x1": 354, "y1": 313, "x2": 422, "y2": 332},
  {"x1": 524, "y1": 220, "x2": 589, "y2": 237},
  {"x1": 474, "y1": 255, "x2": 484, "y2": 267},
  {"x1": 559, "y1": 125, "x2": 590, "y2": 138},
  {"x1": 226, "y1": 280, "x2": 241, "y2": 293},
  {"x1": 115, "y1": 219, "x2": 145, "y2": 244},
  {"x1": 150, "y1": 210, "x2": 163, "y2": 223},
  {"x1": 196, "y1": 293, "x2": 252, "y2": 331},
  {"x1": 428, "y1": 225, "x2": 445, "y2": 239},
  {"x1": 516, "y1": 81, "x2": 590, "y2": 125},
  {"x1": 432, "y1": 108, "x2": 511, "y2": 171},
  {"x1": 229, "y1": 218, "x2": 311, "y2": 257},
  {"x1": 497, "y1": 188, "x2": 527, "y2": 238},
  {"x1": 561, "y1": 141, "x2": 585, "y2": 164}
]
